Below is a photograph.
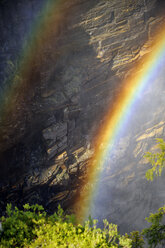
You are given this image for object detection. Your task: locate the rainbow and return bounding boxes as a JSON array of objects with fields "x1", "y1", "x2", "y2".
[
  {"x1": 0, "y1": 0, "x2": 75, "y2": 148},
  {"x1": 75, "y1": 22, "x2": 165, "y2": 222},
  {"x1": 1, "y1": 0, "x2": 165, "y2": 222}
]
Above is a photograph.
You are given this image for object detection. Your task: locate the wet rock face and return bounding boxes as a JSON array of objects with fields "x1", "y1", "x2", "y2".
[
  {"x1": 0, "y1": 0, "x2": 165, "y2": 219},
  {"x1": 89, "y1": 64, "x2": 165, "y2": 233},
  {"x1": 91, "y1": 123, "x2": 165, "y2": 233}
]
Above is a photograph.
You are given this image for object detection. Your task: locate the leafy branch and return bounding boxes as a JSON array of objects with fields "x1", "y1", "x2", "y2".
[{"x1": 144, "y1": 138, "x2": 165, "y2": 181}]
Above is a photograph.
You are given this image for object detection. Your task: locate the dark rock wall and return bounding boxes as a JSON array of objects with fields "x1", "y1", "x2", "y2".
[
  {"x1": 0, "y1": 0, "x2": 45, "y2": 89},
  {"x1": 0, "y1": 0, "x2": 165, "y2": 228}
]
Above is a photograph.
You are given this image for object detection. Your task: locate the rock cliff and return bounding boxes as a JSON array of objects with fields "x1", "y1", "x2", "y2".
[{"x1": 0, "y1": 0, "x2": 165, "y2": 232}]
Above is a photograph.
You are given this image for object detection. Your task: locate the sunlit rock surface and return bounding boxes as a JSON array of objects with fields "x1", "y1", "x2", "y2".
[
  {"x1": 0, "y1": 0, "x2": 165, "y2": 233},
  {"x1": 89, "y1": 70, "x2": 165, "y2": 233}
]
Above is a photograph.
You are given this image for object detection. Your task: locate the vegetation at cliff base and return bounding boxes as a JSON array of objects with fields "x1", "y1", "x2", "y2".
[
  {"x1": 1, "y1": 202, "x2": 165, "y2": 247},
  {"x1": 142, "y1": 206, "x2": 165, "y2": 248},
  {"x1": 1, "y1": 139, "x2": 165, "y2": 247},
  {"x1": 0, "y1": 204, "x2": 132, "y2": 248}
]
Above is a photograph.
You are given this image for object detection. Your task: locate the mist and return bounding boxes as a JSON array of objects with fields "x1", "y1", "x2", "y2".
[{"x1": 89, "y1": 53, "x2": 165, "y2": 233}]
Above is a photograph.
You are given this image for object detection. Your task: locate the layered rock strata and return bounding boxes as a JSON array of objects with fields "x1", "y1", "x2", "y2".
[{"x1": 0, "y1": 0, "x2": 165, "y2": 224}]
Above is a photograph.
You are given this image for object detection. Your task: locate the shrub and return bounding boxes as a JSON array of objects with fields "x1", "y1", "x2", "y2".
[
  {"x1": 127, "y1": 231, "x2": 144, "y2": 248},
  {"x1": 144, "y1": 138, "x2": 165, "y2": 181},
  {"x1": 142, "y1": 206, "x2": 165, "y2": 248},
  {"x1": 29, "y1": 218, "x2": 132, "y2": 248},
  {"x1": 0, "y1": 203, "x2": 46, "y2": 247},
  {"x1": 0, "y1": 204, "x2": 132, "y2": 248}
]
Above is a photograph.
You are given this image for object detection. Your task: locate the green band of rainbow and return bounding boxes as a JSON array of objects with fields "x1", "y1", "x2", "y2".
[
  {"x1": 0, "y1": 0, "x2": 75, "y2": 147},
  {"x1": 75, "y1": 21, "x2": 165, "y2": 222}
]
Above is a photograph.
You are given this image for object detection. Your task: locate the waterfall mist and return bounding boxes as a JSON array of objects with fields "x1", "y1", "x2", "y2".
[{"x1": 89, "y1": 57, "x2": 165, "y2": 233}]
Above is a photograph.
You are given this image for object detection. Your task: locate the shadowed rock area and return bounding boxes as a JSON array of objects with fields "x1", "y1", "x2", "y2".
[{"x1": 0, "y1": 0, "x2": 165, "y2": 233}]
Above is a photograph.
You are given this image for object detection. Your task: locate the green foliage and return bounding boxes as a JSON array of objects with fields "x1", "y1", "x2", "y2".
[
  {"x1": 0, "y1": 204, "x2": 132, "y2": 248},
  {"x1": 0, "y1": 203, "x2": 46, "y2": 247},
  {"x1": 1, "y1": 203, "x2": 165, "y2": 247},
  {"x1": 144, "y1": 138, "x2": 165, "y2": 181},
  {"x1": 30, "y1": 218, "x2": 131, "y2": 248},
  {"x1": 142, "y1": 206, "x2": 165, "y2": 248},
  {"x1": 2, "y1": 137, "x2": 165, "y2": 247},
  {"x1": 127, "y1": 231, "x2": 144, "y2": 248}
]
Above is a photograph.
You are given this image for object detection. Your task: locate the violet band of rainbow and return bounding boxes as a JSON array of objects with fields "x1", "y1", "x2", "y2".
[{"x1": 75, "y1": 22, "x2": 165, "y2": 222}]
